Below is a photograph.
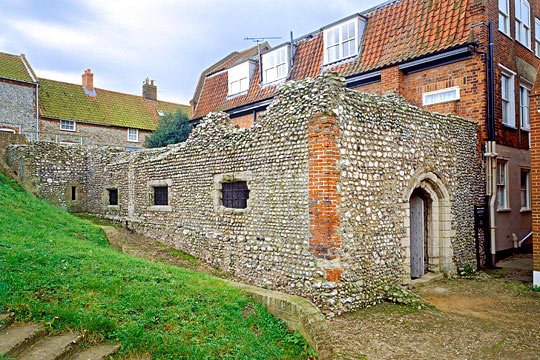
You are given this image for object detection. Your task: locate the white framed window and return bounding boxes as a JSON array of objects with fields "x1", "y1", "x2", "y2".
[
  {"x1": 515, "y1": 0, "x2": 531, "y2": 48},
  {"x1": 422, "y1": 86, "x2": 460, "y2": 106},
  {"x1": 499, "y1": 0, "x2": 511, "y2": 35},
  {"x1": 227, "y1": 61, "x2": 256, "y2": 96},
  {"x1": 497, "y1": 159, "x2": 509, "y2": 210},
  {"x1": 323, "y1": 17, "x2": 366, "y2": 65},
  {"x1": 60, "y1": 119, "x2": 76, "y2": 132},
  {"x1": 500, "y1": 67, "x2": 515, "y2": 127},
  {"x1": 519, "y1": 85, "x2": 530, "y2": 130},
  {"x1": 127, "y1": 128, "x2": 139, "y2": 142},
  {"x1": 520, "y1": 168, "x2": 531, "y2": 210},
  {"x1": 262, "y1": 46, "x2": 290, "y2": 84},
  {"x1": 535, "y1": 18, "x2": 540, "y2": 56}
]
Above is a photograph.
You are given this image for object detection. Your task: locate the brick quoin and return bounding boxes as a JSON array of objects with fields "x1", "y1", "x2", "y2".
[
  {"x1": 531, "y1": 71, "x2": 540, "y2": 284},
  {"x1": 308, "y1": 113, "x2": 341, "y2": 281}
]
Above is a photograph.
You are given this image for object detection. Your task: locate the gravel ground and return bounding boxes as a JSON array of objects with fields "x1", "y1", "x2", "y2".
[{"x1": 328, "y1": 273, "x2": 540, "y2": 360}]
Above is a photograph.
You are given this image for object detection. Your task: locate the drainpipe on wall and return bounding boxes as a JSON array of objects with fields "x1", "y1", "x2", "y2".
[{"x1": 474, "y1": 22, "x2": 497, "y2": 267}]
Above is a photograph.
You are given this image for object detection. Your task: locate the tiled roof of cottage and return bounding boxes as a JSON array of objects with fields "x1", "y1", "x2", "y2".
[
  {"x1": 0, "y1": 52, "x2": 35, "y2": 83},
  {"x1": 39, "y1": 78, "x2": 189, "y2": 130},
  {"x1": 191, "y1": 0, "x2": 473, "y2": 119}
]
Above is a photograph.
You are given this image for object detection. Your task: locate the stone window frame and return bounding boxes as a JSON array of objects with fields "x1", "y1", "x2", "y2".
[
  {"x1": 102, "y1": 185, "x2": 120, "y2": 211},
  {"x1": 147, "y1": 179, "x2": 172, "y2": 212},
  {"x1": 212, "y1": 171, "x2": 253, "y2": 215},
  {"x1": 65, "y1": 182, "x2": 82, "y2": 203}
]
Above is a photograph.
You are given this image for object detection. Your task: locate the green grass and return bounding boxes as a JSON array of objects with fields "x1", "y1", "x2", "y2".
[{"x1": 0, "y1": 173, "x2": 310, "y2": 359}]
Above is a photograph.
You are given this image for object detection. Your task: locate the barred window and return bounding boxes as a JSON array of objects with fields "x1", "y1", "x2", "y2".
[
  {"x1": 154, "y1": 186, "x2": 168, "y2": 206},
  {"x1": 222, "y1": 181, "x2": 249, "y2": 209},
  {"x1": 108, "y1": 189, "x2": 118, "y2": 206}
]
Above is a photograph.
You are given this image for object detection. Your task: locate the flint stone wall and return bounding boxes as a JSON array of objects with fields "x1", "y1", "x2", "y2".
[
  {"x1": 0, "y1": 80, "x2": 36, "y2": 134},
  {"x1": 6, "y1": 73, "x2": 483, "y2": 315}
]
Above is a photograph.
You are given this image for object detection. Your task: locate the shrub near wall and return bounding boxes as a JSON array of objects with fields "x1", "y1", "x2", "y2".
[{"x1": 7, "y1": 73, "x2": 483, "y2": 315}]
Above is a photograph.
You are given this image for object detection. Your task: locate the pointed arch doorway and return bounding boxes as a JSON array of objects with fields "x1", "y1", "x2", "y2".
[{"x1": 403, "y1": 171, "x2": 455, "y2": 282}]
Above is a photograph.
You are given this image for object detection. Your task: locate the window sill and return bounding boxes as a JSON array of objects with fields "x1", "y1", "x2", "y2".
[
  {"x1": 216, "y1": 205, "x2": 251, "y2": 215},
  {"x1": 502, "y1": 123, "x2": 517, "y2": 130},
  {"x1": 60, "y1": 128, "x2": 77, "y2": 132},
  {"x1": 520, "y1": 208, "x2": 532, "y2": 213},
  {"x1": 106, "y1": 205, "x2": 120, "y2": 211},
  {"x1": 516, "y1": 40, "x2": 532, "y2": 52},
  {"x1": 148, "y1": 205, "x2": 172, "y2": 212},
  {"x1": 497, "y1": 208, "x2": 512, "y2": 213},
  {"x1": 127, "y1": 140, "x2": 139, "y2": 143},
  {"x1": 498, "y1": 29, "x2": 513, "y2": 41},
  {"x1": 323, "y1": 54, "x2": 357, "y2": 67},
  {"x1": 520, "y1": 128, "x2": 530, "y2": 132}
]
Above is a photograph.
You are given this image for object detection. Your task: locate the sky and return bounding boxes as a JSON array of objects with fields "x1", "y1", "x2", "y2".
[{"x1": 0, "y1": 0, "x2": 383, "y2": 105}]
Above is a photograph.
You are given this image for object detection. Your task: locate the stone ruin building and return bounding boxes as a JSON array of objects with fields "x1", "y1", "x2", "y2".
[{"x1": 7, "y1": 73, "x2": 484, "y2": 315}]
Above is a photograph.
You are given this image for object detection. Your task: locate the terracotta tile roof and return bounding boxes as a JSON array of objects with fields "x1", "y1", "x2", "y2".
[
  {"x1": 0, "y1": 52, "x2": 35, "y2": 83},
  {"x1": 39, "y1": 78, "x2": 189, "y2": 130},
  {"x1": 192, "y1": 0, "x2": 473, "y2": 120}
]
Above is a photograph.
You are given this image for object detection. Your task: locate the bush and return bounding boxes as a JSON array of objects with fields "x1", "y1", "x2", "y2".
[{"x1": 145, "y1": 109, "x2": 191, "y2": 148}]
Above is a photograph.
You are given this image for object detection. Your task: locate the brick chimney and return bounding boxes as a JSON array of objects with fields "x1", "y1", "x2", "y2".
[
  {"x1": 143, "y1": 77, "x2": 157, "y2": 101},
  {"x1": 82, "y1": 69, "x2": 94, "y2": 92}
]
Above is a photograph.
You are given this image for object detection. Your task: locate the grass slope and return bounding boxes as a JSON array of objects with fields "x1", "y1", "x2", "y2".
[{"x1": 0, "y1": 173, "x2": 310, "y2": 359}]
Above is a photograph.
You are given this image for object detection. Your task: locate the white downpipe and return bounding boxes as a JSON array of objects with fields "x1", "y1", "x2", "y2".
[{"x1": 484, "y1": 141, "x2": 497, "y2": 266}]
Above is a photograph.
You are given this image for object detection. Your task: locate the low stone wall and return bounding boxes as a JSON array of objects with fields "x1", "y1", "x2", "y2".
[{"x1": 6, "y1": 73, "x2": 483, "y2": 315}]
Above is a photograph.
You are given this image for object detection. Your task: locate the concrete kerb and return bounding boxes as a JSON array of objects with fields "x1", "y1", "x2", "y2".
[{"x1": 228, "y1": 280, "x2": 333, "y2": 360}]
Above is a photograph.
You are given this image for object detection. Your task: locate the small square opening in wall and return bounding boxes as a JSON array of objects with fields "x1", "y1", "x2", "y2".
[
  {"x1": 212, "y1": 172, "x2": 253, "y2": 215},
  {"x1": 222, "y1": 181, "x2": 249, "y2": 209},
  {"x1": 154, "y1": 186, "x2": 168, "y2": 206},
  {"x1": 108, "y1": 188, "x2": 118, "y2": 206}
]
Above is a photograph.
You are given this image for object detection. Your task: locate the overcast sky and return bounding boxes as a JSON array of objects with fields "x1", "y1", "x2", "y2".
[{"x1": 0, "y1": 0, "x2": 382, "y2": 104}]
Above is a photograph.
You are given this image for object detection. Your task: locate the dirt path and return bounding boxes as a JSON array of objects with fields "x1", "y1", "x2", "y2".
[{"x1": 329, "y1": 276, "x2": 540, "y2": 360}]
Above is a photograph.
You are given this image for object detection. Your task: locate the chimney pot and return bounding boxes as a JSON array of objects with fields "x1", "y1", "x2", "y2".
[
  {"x1": 82, "y1": 69, "x2": 94, "y2": 92},
  {"x1": 143, "y1": 78, "x2": 157, "y2": 101}
]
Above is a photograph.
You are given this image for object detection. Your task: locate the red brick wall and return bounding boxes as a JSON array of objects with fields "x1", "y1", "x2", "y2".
[
  {"x1": 530, "y1": 83, "x2": 540, "y2": 274},
  {"x1": 352, "y1": 81, "x2": 382, "y2": 95},
  {"x1": 231, "y1": 113, "x2": 255, "y2": 128},
  {"x1": 486, "y1": 0, "x2": 540, "y2": 150},
  {"x1": 381, "y1": 66, "x2": 404, "y2": 94},
  {"x1": 307, "y1": 113, "x2": 341, "y2": 281}
]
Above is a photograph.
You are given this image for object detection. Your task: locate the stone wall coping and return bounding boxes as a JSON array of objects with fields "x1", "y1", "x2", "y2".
[{"x1": 226, "y1": 280, "x2": 333, "y2": 360}]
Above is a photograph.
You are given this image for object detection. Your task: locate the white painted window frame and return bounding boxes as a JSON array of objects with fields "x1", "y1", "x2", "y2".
[
  {"x1": 0, "y1": 128, "x2": 17, "y2": 134},
  {"x1": 535, "y1": 18, "x2": 540, "y2": 57},
  {"x1": 499, "y1": 0, "x2": 511, "y2": 36},
  {"x1": 496, "y1": 159, "x2": 510, "y2": 211},
  {"x1": 520, "y1": 168, "x2": 531, "y2": 211},
  {"x1": 515, "y1": 0, "x2": 531, "y2": 48},
  {"x1": 422, "y1": 86, "x2": 460, "y2": 106},
  {"x1": 499, "y1": 64, "x2": 516, "y2": 128},
  {"x1": 60, "y1": 119, "x2": 76, "y2": 132},
  {"x1": 262, "y1": 47, "x2": 289, "y2": 84},
  {"x1": 127, "y1": 128, "x2": 139, "y2": 143},
  {"x1": 519, "y1": 83, "x2": 530, "y2": 131},
  {"x1": 323, "y1": 19, "x2": 358, "y2": 65}
]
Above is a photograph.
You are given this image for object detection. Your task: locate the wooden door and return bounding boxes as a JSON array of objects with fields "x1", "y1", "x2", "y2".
[{"x1": 410, "y1": 194, "x2": 424, "y2": 278}]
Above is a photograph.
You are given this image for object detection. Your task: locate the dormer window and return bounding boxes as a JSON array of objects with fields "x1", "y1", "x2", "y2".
[
  {"x1": 262, "y1": 46, "x2": 290, "y2": 84},
  {"x1": 228, "y1": 60, "x2": 256, "y2": 96},
  {"x1": 323, "y1": 16, "x2": 366, "y2": 65}
]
